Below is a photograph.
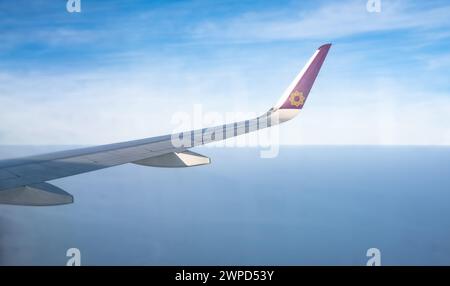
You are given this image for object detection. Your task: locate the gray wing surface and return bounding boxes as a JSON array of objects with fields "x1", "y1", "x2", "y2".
[{"x1": 0, "y1": 115, "x2": 271, "y2": 192}]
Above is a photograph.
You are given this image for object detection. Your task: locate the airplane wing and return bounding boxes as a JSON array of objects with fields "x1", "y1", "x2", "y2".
[{"x1": 0, "y1": 44, "x2": 331, "y2": 206}]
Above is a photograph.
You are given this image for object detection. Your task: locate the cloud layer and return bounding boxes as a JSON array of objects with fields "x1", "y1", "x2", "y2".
[{"x1": 0, "y1": 0, "x2": 449, "y2": 146}]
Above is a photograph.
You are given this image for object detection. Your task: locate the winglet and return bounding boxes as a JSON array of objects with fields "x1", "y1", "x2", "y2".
[{"x1": 273, "y1": 44, "x2": 331, "y2": 115}]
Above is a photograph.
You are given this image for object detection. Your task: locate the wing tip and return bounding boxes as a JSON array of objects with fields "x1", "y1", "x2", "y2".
[{"x1": 319, "y1": 43, "x2": 332, "y2": 50}]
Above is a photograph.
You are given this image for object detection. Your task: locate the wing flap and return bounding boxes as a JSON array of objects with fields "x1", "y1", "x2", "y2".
[
  {"x1": 133, "y1": 150, "x2": 210, "y2": 168},
  {"x1": 0, "y1": 182, "x2": 73, "y2": 206}
]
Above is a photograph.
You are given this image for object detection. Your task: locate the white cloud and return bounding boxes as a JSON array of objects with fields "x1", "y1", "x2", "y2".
[
  {"x1": 426, "y1": 52, "x2": 450, "y2": 70},
  {"x1": 191, "y1": 1, "x2": 450, "y2": 42},
  {"x1": 0, "y1": 64, "x2": 268, "y2": 145},
  {"x1": 1, "y1": 1, "x2": 449, "y2": 146},
  {"x1": 286, "y1": 79, "x2": 450, "y2": 145},
  {"x1": 1, "y1": 63, "x2": 450, "y2": 146}
]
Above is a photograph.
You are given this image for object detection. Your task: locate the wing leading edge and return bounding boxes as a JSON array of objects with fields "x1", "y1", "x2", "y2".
[{"x1": 0, "y1": 44, "x2": 331, "y2": 205}]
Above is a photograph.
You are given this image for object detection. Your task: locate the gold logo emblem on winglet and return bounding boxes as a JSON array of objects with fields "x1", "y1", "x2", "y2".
[{"x1": 289, "y1": 91, "x2": 305, "y2": 107}]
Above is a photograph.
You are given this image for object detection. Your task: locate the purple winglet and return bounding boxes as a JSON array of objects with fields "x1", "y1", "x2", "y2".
[{"x1": 279, "y1": 43, "x2": 331, "y2": 109}]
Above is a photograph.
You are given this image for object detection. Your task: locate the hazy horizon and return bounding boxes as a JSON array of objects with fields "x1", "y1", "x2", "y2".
[{"x1": 1, "y1": 145, "x2": 450, "y2": 265}]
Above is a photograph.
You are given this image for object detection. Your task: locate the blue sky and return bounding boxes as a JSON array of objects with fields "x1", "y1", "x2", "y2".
[{"x1": 0, "y1": 0, "x2": 450, "y2": 145}]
